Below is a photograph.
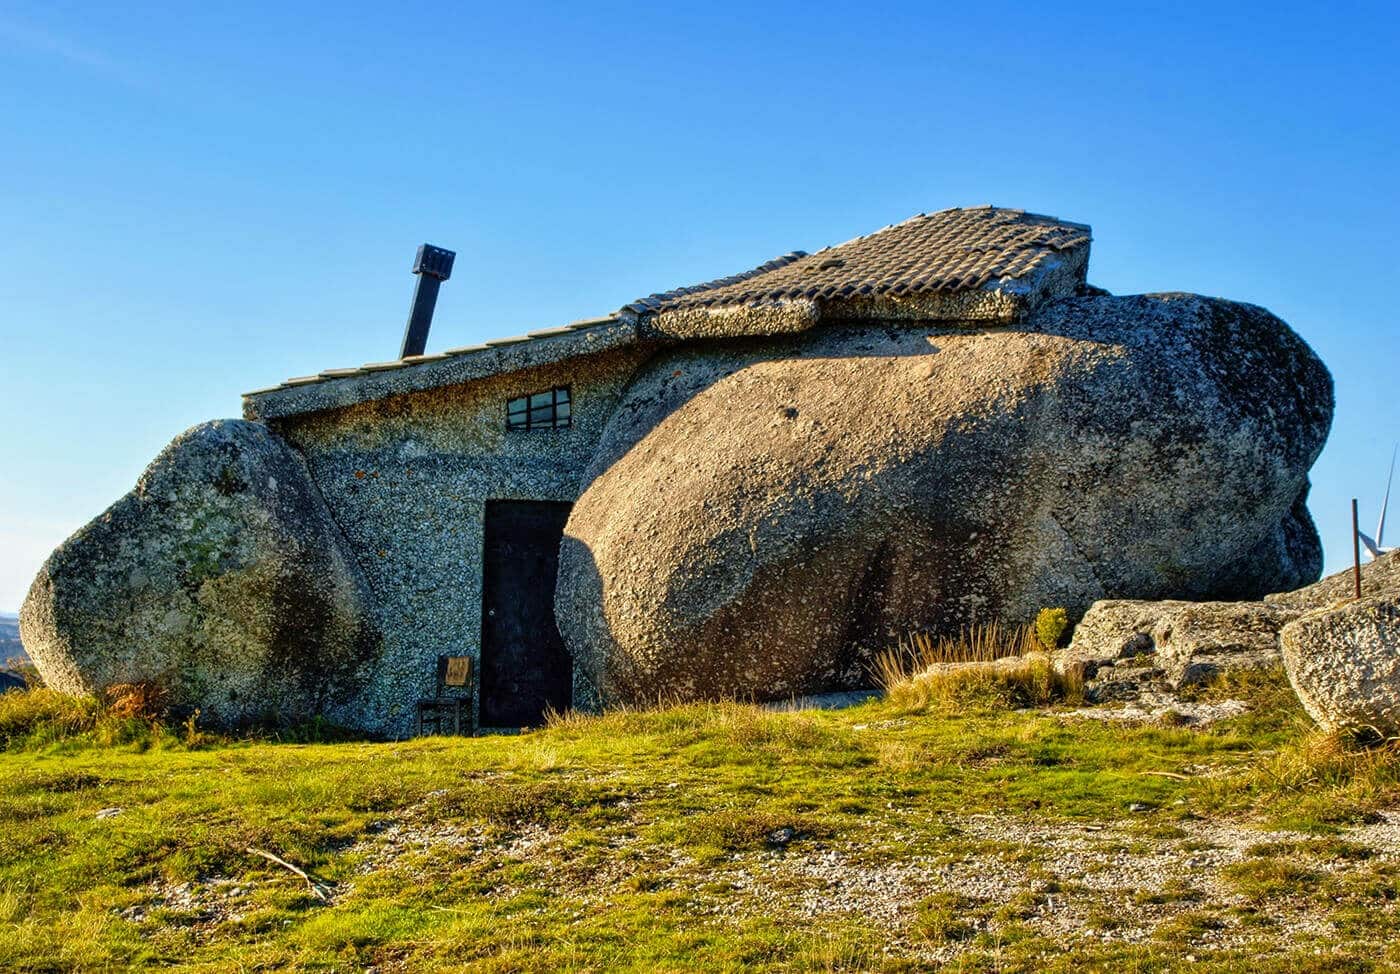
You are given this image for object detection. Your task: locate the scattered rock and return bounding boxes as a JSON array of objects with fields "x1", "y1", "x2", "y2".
[
  {"x1": 767, "y1": 826, "x2": 797, "y2": 848},
  {"x1": 558, "y1": 294, "x2": 1332, "y2": 705},
  {"x1": 1062, "y1": 697, "x2": 1249, "y2": 727},
  {"x1": 95, "y1": 807, "x2": 122, "y2": 820},
  {"x1": 19, "y1": 420, "x2": 382, "y2": 727},
  {"x1": 1281, "y1": 594, "x2": 1400, "y2": 736}
]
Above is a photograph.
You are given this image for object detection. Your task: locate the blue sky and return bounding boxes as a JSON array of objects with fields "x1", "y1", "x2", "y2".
[{"x1": 1, "y1": 1, "x2": 1397, "y2": 612}]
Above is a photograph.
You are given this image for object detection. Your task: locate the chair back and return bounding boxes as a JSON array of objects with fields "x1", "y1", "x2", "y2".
[{"x1": 435, "y1": 655, "x2": 471, "y2": 698}]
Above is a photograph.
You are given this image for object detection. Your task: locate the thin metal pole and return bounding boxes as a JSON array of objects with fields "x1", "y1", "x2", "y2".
[{"x1": 1353, "y1": 498, "x2": 1363, "y2": 600}]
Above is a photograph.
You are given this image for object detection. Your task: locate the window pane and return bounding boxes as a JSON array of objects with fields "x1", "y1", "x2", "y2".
[{"x1": 507, "y1": 387, "x2": 571, "y2": 431}]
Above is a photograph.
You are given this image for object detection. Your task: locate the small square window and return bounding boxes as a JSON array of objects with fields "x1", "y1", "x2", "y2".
[{"x1": 507, "y1": 386, "x2": 571, "y2": 431}]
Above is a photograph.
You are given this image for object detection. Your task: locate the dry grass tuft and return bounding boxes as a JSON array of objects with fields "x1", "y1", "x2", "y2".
[
  {"x1": 1197, "y1": 723, "x2": 1400, "y2": 828},
  {"x1": 874, "y1": 623, "x2": 1083, "y2": 712},
  {"x1": 1250, "y1": 728, "x2": 1400, "y2": 794},
  {"x1": 881, "y1": 620, "x2": 1040, "y2": 672},
  {"x1": 104, "y1": 682, "x2": 169, "y2": 721},
  {"x1": 3, "y1": 656, "x2": 40, "y2": 688}
]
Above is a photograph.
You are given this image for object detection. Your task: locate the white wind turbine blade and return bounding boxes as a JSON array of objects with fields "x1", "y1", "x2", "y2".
[
  {"x1": 1359, "y1": 530, "x2": 1384, "y2": 559},
  {"x1": 1378, "y1": 443, "x2": 1396, "y2": 548}
]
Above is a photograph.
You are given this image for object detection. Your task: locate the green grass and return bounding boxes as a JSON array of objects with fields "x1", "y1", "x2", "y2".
[{"x1": 0, "y1": 670, "x2": 1399, "y2": 971}]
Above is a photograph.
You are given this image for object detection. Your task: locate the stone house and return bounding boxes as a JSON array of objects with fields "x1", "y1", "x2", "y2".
[
  {"x1": 241, "y1": 207, "x2": 1095, "y2": 732},
  {"x1": 26, "y1": 204, "x2": 1331, "y2": 738}
]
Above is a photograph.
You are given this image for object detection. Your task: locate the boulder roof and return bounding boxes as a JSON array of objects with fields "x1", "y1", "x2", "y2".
[{"x1": 243, "y1": 206, "x2": 1091, "y2": 422}]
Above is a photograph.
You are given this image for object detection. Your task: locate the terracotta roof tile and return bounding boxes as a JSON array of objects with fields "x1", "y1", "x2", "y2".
[{"x1": 624, "y1": 206, "x2": 1089, "y2": 315}]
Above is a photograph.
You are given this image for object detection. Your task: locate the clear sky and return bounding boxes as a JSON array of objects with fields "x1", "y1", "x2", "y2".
[{"x1": 1, "y1": 1, "x2": 1397, "y2": 613}]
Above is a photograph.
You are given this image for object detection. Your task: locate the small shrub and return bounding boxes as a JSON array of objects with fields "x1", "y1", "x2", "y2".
[{"x1": 1034, "y1": 607, "x2": 1070, "y2": 650}]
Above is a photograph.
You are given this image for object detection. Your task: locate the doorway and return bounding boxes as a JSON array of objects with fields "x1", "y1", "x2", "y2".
[{"x1": 478, "y1": 500, "x2": 574, "y2": 727}]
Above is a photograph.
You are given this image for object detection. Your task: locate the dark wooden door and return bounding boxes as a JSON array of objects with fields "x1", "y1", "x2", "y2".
[{"x1": 479, "y1": 500, "x2": 574, "y2": 727}]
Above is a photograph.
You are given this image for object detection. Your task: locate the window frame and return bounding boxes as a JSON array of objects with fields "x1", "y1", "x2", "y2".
[{"x1": 506, "y1": 385, "x2": 572, "y2": 432}]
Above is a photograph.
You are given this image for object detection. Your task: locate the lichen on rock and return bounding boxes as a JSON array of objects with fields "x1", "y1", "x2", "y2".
[
  {"x1": 19, "y1": 420, "x2": 382, "y2": 727},
  {"x1": 1282, "y1": 594, "x2": 1400, "y2": 737}
]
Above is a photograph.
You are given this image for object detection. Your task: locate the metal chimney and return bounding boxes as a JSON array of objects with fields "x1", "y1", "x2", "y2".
[{"x1": 400, "y1": 244, "x2": 455, "y2": 359}]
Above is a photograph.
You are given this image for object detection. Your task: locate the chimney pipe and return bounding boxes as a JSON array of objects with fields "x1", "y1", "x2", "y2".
[{"x1": 400, "y1": 244, "x2": 455, "y2": 359}]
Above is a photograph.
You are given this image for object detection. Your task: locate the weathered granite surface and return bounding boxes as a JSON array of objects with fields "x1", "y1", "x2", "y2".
[
  {"x1": 1282, "y1": 594, "x2": 1400, "y2": 737},
  {"x1": 1058, "y1": 551, "x2": 1400, "y2": 706},
  {"x1": 19, "y1": 421, "x2": 381, "y2": 726},
  {"x1": 1268, "y1": 549, "x2": 1400, "y2": 611},
  {"x1": 556, "y1": 293, "x2": 1332, "y2": 705},
  {"x1": 20, "y1": 278, "x2": 1336, "y2": 731},
  {"x1": 1060, "y1": 599, "x2": 1300, "y2": 701}
]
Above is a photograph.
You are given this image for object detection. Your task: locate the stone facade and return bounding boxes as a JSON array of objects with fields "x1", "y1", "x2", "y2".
[{"x1": 269, "y1": 346, "x2": 652, "y2": 736}]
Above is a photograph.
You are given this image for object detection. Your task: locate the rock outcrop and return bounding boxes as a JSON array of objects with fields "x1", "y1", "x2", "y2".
[
  {"x1": 1267, "y1": 549, "x2": 1400, "y2": 612},
  {"x1": 556, "y1": 292, "x2": 1332, "y2": 705},
  {"x1": 1281, "y1": 595, "x2": 1400, "y2": 737},
  {"x1": 19, "y1": 420, "x2": 381, "y2": 726},
  {"x1": 1058, "y1": 551, "x2": 1400, "y2": 707},
  {"x1": 1060, "y1": 599, "x2": 1300, "y2": 701}
]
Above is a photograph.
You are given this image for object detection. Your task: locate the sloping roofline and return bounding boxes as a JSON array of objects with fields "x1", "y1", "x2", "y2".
[{"x1": 244, "y1": 206, "x2": 1090, "y2": 422}]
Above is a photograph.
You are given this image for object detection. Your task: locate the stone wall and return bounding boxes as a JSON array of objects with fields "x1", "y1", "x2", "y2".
[{"x1": 271, "y1": 344, "x2": 652, "y2": 737}]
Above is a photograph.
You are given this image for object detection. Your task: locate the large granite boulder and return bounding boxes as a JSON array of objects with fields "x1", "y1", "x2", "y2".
[
  {"x1": 556, "y1": 293, "x2": 1332, "y2": 704},
  {"x1": 1281, "y1": 595, "x2": 1400, "y2": 736},
  {"x1": 19, "y1": 420, "x2": 381, "y2": 726}
]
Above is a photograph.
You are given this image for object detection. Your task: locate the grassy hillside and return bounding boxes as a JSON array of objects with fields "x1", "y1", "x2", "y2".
[{"x1": 2, "y1": 672, "x2": 1398, "y2": 972}]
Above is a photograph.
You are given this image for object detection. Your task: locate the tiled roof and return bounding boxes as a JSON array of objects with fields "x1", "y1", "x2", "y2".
[
  {"x1": 244, "y1": 205, "x2": 1091, "y2": 420},
  {"x1": 620, "y1": 252, "x2": 808, "y2": 315},
  {"x1": 622, "y1": 206, "x2": 1089, "y2": 314}
]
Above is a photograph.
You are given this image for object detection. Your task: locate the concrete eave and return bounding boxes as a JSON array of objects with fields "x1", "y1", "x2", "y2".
[{"x1": 242, "y1": 317, "x2": 639, "y2": 422}]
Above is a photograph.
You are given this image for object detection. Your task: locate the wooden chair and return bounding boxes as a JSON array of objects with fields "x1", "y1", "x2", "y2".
[{"x1": 415, "y1": 655, "x2": 472, "y2": 736}]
